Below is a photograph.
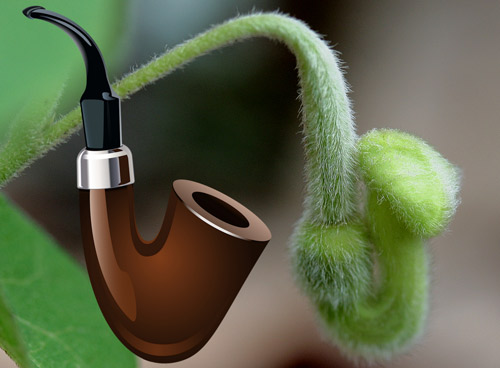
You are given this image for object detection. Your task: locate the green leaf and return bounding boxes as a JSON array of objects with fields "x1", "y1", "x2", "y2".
[
  {"x1": 0, "y1": 194, "x2": 136, "y2": 367},
  {"x1": 0, "y1": 0, "x2": 123, "y2": 184}
]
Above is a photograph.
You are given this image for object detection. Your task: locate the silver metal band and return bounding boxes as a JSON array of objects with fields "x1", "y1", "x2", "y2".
[{"x1": 77, "y1": 145, "x2": 135, "y2": 190}]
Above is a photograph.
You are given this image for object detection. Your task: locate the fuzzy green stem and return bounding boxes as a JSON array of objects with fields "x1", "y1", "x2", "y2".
[
  {"x1": 114, "y1": 13, "x2": 359, "y2": 223},
  {"x1": 0, "y1": 11, "x2": 455, "y2": 362},
  {"x1": 317, "y1": 190, "x2": 429, "y2": 359},
  {"x1": 0, "y1": 13, "x2": 358, "y2": 224},
  {"x1": 291, "y1": 128, "x2": 459, "y2": 361}
]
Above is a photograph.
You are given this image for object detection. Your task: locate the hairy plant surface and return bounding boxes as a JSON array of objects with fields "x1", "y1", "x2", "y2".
[{"x1": 0, "y1": 10, "x2": 460, "y2": 366}]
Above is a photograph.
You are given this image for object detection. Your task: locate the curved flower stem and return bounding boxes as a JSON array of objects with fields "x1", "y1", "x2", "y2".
[
  {"x1": 317, "y1": 190, "x2": 429, "y2": 359},
  {"x1": 113, "y1": 13, "x2": 359, "y2": 224},
  {"x1": 1, "y1": 13, "x2": 359, "y2": 225},
  {"x1": 0, "y1": 11, "x2": 458, "y2": 362}
]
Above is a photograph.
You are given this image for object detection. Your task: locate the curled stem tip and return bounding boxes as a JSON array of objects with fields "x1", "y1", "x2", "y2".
[{"x1": 6, "y1": 11, "x2": 460, "y2": 362}]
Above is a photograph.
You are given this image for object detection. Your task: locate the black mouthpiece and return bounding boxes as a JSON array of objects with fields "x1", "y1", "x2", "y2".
[
  {"x1": 23, "y1": 6, "x2": 122, "y2": 150},
  {"x1": 23, "y1": 6, "x2": 45, "y2": 18}
]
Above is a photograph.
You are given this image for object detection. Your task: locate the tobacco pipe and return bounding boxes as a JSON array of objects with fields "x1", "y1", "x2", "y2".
[{"x1": 23, "y1": 6, "x2": 271, "y2": 363}]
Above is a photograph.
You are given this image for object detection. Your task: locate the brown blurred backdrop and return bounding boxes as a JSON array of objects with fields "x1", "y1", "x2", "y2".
[{"x1": 2, "y1": 0, "x2": 500, "y2": 367}]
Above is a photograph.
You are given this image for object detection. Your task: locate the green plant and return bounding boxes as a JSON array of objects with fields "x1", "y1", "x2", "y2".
[
  {"x1": 0, "y1": 2, "x2": 136, "y2": 367},
  {"x1": 0, "y1": 10, "x2": 460, "y2": 366}
]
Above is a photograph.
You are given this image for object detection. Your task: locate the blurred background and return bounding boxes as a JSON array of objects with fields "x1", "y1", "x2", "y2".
[{"x1": 2, "y1": 0, "x2": 500, "y2": 367}]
